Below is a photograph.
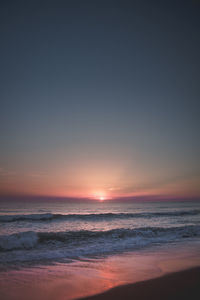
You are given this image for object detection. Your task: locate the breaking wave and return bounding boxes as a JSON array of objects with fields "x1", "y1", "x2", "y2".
[{"x1": 0, "y1": 225, "x2": 200, "y2": 252}]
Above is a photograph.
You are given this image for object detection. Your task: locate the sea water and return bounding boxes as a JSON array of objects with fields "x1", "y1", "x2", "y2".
[{"x1": 0, "y1": 200, "x2": 200, "y2": 269}]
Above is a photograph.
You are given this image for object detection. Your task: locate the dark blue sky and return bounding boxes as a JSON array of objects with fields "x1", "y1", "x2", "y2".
[{"x1": 0, "y1": 0, "x2": 200, "y2": 198}]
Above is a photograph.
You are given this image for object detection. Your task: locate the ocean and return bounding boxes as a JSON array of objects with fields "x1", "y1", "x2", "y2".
[{"x1": 0, "y1": 200, "x2": 200, "y2": 270}]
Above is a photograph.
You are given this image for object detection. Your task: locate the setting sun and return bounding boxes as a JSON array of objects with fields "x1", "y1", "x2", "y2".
[{"x1": 91, "y1": 190, "x2": 107, "y2": 201}]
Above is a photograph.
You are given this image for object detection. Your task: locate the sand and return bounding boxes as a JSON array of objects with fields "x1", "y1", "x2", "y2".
[
  {"x1": 80, "y1": 267, "x2": 200, "y2": 300},
  {"x1": 1, "y1": 244, "x2": 200, "y2": 300}
]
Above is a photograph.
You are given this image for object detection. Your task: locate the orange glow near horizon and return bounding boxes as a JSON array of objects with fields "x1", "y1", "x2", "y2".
[
  {"x1": 0, "y1": 164, "x2": 200, "y2": 200},
  {"x1": 91, "y1": 190, "x2": 108, "y2": 201}
]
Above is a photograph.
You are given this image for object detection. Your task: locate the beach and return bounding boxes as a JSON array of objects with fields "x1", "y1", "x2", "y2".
[
  {"x1": 80, "y1": 267, "x2": 200, "y2": 300},
  {"x1": 0, "y1": 200, "x2": 200, "y2": 300},
  {"x1": 0, "y1": 240, "x2": 200, "y2": 300},
  {"x1": 1, "y1": 0, "x2": 200, "y2": 299}
]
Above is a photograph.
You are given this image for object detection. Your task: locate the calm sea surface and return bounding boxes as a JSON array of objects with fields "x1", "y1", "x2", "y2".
[{"x1": 0, "y1": 200, "x2": 200, "y2": 269}]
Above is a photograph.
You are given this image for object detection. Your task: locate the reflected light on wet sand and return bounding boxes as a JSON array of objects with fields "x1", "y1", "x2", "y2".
[{"x1": 1, "y1": 244, "x2": 200, "y2": 300}]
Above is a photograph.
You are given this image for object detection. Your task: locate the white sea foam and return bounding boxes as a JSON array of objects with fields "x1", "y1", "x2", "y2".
[
  {"x1": 0, "y1": 225, "x2": 199, "y2": 253},
  {"x1": 0, "y1": 231, "x2": 38, "y2": 251},
  {"x1": 0, "y1": 201, "x2": 199, "y2": 268}
]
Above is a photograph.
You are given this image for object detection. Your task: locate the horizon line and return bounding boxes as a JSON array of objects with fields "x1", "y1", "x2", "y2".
[{"x1": 0, "y1": 194, "x2": 199, "y2": 202}]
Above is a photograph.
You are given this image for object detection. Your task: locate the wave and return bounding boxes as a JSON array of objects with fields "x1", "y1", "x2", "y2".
[
  {"x1": 0, "y1": 213, "x2": 55, "y2": 222},
  {"x1": 0, "y1": 225, "x2": 200, "y2": 252},
  {"x1": 0, "y1": 209, "x2": 200, "y2": 223}
]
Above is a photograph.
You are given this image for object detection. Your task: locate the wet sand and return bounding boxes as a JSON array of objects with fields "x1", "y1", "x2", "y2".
[
  {"x1": 80, "y1": 267, "x2": 200, "y2": 300},
  {"x1": 0, "y1": 243, "x2": 200, "y2": 300}
]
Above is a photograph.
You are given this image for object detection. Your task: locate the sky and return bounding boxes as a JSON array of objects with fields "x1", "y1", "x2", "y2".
[{"x1": 0, "y1": 0, "x2": 200, "y2": 200}]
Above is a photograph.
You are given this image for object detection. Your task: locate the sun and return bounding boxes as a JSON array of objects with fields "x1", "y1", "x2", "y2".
[{"x1": 91, "y1": 190, "x2": 107, "y2": 201}]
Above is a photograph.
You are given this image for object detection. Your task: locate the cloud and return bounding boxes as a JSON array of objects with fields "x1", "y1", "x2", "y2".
[{"x1": 108, "y1": 187, "x2": 122, "y2": 191}]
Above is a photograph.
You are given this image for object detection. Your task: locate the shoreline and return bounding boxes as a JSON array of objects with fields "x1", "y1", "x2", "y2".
[
  {"x1": 79, "y1": 267, "x2": 200, "y2": 300},
  {"x1": 1, "y1": 242, "x2": 200, "y2": 300}
]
